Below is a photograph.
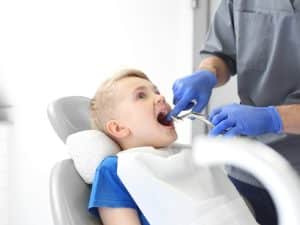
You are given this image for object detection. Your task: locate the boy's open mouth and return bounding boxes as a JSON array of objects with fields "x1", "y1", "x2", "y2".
[{"x1": 157, "y1": 112, "x2": 173, "y2": 127}]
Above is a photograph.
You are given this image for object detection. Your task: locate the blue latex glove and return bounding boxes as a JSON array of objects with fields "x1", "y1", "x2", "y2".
[
  {"x1": 209, "y1": 103, "x2": 283, "y2": 137},
  {"x1": 166, "y1": 70, "x2": 217, "y2": 120}
]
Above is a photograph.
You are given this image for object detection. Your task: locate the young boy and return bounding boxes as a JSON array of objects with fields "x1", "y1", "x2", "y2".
[
  {"x1": 88, "y1": 69, "x2": 177, "y2": 225},
  {"x1": 88, "y1": 69, "x2": 257, "y2": 225}
]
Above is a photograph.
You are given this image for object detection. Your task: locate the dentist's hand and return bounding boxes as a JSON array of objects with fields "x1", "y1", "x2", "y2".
[
  {"x1": 167, "y1": 70, "x2": 217, "y2": 120},
  {"x1": 209, "y1": 103, "x2": 283, "y2": 137}
]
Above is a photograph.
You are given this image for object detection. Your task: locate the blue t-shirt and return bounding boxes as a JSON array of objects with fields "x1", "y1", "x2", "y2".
[{"x1": 88, "y1": 155, "x2": 150, "y2": 225}]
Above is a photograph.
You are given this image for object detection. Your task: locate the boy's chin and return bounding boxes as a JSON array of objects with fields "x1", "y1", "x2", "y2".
[
  {"x1": 155, "y1": 135, "x2": 178, "y2": 148},
  {"x1": 171, "y1": 133, "x2": 178, "y2": 143}
]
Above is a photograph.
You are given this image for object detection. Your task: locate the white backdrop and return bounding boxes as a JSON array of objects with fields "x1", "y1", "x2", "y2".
[{"x1": 0, "y1": 1, "x2": 193, "y2": 224}]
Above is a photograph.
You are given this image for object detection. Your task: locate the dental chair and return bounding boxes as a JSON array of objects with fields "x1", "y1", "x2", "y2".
[
  {"x1": 48, "y1": 96, "x2": 102, "y2": 225},
  {"x1": 48, "y1": 96, "x2": 259, "y2": 225}
]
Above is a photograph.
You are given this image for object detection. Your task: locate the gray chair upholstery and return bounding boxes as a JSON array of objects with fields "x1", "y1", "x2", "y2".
[
  {"x1": 47, "y1": 96, "x2": 91, "y2": 143},
  {"x1": 50, "y1": 159, "x2": 101, "y2": 225},
  {"x1": 48, "y1": 96, "x2": 102, "y2": 225}
]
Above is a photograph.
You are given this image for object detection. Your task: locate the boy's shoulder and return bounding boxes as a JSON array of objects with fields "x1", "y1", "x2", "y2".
[{"x1": 96, "y1": 155, "x2": 118, "y2": 172}]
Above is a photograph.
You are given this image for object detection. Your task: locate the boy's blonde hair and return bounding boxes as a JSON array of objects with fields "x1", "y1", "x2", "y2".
[{"x1": 90, "y1": 69, "x2": 150, "y2": 132}]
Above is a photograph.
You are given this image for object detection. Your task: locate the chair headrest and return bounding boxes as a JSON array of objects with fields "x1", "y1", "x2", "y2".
[
  {"x1": 67, "y1": 130, "x2": 121, "y2": 183},
  {"x1": 47, "y1": 96, "x2": 91, "y2": 143}
]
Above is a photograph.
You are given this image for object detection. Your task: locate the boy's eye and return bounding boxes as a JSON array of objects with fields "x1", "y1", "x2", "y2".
[{"x1": 137, "y1": 92, "x2": 146, "y2": 99}]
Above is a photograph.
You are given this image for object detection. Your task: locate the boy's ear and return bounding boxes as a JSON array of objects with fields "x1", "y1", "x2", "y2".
[{"x1": 105, "y1": 120, "x2": 130, "y2": 139}]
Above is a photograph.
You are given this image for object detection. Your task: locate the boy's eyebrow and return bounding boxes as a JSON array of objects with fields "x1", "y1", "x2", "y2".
[{"x1": 133, "y1": 85, "x2": 158, "y2": 92}]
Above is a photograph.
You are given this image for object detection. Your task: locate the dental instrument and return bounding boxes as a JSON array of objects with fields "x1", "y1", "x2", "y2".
[{"x1": 171, "y1": 111, "x2": 214, "y2": 128}]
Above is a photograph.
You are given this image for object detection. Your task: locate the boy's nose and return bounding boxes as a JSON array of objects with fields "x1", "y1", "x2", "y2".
[{"x1": 155, "y1": 95, "x2": 166, "y2": 104}]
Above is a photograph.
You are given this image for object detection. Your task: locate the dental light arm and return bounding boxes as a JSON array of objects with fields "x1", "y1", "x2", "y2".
[{"x1": 193, "y1": 136, "x2": 300, "y2": 225}]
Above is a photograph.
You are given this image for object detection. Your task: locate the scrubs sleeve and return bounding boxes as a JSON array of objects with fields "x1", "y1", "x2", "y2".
[
  {"x1": 88, "y1": 156, "x2": 138, "y2": 217},
  {"x1": 200, "y1": 0, "x2": 237, "y2": 75}
]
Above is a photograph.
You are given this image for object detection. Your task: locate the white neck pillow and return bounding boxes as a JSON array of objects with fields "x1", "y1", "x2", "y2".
[{"x1": 66, "y1": 130, "x2": 121, "y2": 184}]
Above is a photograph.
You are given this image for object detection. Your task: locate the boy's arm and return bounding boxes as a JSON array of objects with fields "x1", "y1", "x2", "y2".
[{"x1": 98, "y1": 207, "x2": 142, "y2": 225}]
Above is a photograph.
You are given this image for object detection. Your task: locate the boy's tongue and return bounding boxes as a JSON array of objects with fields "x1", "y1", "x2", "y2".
[{"x1": 157, "y1": 113, "x2": 173, "y2": 126}]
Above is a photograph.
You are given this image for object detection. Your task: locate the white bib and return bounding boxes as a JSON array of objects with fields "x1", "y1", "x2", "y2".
[{"x1": 117, "y1": 145, "x2": 258, "y2": 225}]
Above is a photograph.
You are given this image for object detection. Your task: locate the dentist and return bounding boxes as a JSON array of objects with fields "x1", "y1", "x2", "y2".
[{"x1": 167, "y1": 1, "x2": 300, "y2": 225}]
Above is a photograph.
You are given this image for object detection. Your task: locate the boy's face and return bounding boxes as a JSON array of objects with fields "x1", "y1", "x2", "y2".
[{"x1": 115, "y1": 76, "x2": 177, "y2": 148}]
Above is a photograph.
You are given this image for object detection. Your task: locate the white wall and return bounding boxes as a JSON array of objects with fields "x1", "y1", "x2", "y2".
[
  {"x1": 0, "y1": 1, "x2": 193, "y2": 224},
  {"x1": 0, "y1": 123, "x2": 12, "y2": 225}
]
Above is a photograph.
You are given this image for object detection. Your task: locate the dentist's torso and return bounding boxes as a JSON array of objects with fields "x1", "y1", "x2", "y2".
[{"x1": 227, "y1": 0, "x2": 300, "y2": 186}]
